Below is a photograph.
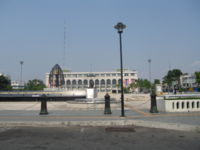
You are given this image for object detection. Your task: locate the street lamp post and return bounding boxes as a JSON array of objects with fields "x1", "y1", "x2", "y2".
[
  {"x1": 148, "y1": 59, "x2": 152, "y2": 83},
  {"x1": 114, "y1": 22, "x2": 126, "y2": 117},
  {"x1": 20, "y1": 61, "x2": 24, "y2": 88}
]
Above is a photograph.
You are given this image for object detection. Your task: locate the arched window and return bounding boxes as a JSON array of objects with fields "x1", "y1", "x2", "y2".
[
  {"x1": 107, "y1": 79, "x2": 111, "y2": 88},
  {"x1": 78, "y1": 80, "x2": 82, "y2": 88},
  {"x1": 66, "y1": 80, "x2": 71, "y2": 88},
  {"x1": 101, "y1": 79, "x2": 105, "y2": 87},
  {"x1": 112, "y1": 79, "x2": 116, "y2": 85},
  {"x1": 72, "y1": 80, "x2": 76, "y2": 85},
  {"x1": 95, "y1": 79, "x2": 99, "y2": 87},
  {"x1": 89, "y1": 80, "x2": 94, "y2": 88},
  {"x1": 67, "y1": 80, "x2": 71, "y2": 85},
  {"x1": 112, "y1": 79, "x2": 117, "y2": 88},
  {"x1": 72, "y1": 80, "x2": 76, "y2": 88},
  {"x1": 78, "y1": 80, "x2": 82, "y2": 85},
  {"x1": 83, "y1": 80, "x2": 88, "y2": 88},
  {"x1": 118, "y1": 79, "x2": 121, "y2": 85}
]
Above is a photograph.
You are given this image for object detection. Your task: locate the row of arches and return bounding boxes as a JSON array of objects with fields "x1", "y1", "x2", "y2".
[{"x1": 65, "y1": 79, "x2": 122, "y2": 89}]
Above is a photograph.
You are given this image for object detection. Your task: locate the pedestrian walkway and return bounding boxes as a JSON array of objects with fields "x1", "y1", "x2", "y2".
[{"x1": 0, "y1": 100, "x2": 200, "y2": 131}]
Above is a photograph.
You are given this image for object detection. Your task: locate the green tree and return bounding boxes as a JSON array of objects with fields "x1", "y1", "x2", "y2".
[
  {"x1": 195, "y1": 72, "x2": 200, "y2": 87},
  {"x1": 129, "y1": 79, "x2": 151, "y2": 93},
  {"x1": 0, "y1": 75, "x2": 12, "y2": 91},
  {"x1": 128, "y1": 82, "x2": 136, "y2": 92},
  {"x1": 154, "y1": 79, "x2": 160, "y2": 85},
  {"x1": 123, "y1": 87, "x2": 129, "y2": 93},
  {"x1": 163, "y1": 69, "x2": 183, "y2": 89},
  {"x1": 24, "y1": 79, "x2": 46, "y2": 91}
]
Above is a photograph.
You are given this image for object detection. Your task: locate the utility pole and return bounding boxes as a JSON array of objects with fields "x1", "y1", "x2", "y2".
[
  {"x1": 148, "y1": 59, "x2": 152, "y2": 83},
  {"x1": 63, "y1": 20, "x2": 66, "y2": 69},
  {"x1": 20, "y1": 61, "x2": 24, "y2": 88}
]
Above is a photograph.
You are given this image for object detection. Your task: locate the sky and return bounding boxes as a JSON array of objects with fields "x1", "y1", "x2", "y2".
[{"x1": 0, "y1": 0, "x2": 200, "y2": 82}]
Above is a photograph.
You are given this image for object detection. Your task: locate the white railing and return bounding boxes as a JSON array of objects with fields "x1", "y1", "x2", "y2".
[
  {"x1": 157, "y1": 95, "x2": 200, "y2": 112},
  {"x1": 164, "y1": 94, "x2": 200, "y2": 100}
]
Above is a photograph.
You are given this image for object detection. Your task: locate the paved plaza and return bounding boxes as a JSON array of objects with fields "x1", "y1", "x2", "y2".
[
  {"x1": 0, "y1": 96, "x2": 200, "y2": 131},
  {"x1": 0, "y1": 126, "x2": 200, "y2": 150},
  {"x1": 0, "y1": 96, "x2": 200, "y2": 150}
]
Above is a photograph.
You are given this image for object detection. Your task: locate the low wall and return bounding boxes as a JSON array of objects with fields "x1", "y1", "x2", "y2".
[
  {"x1": 157, "y1": 96, "x2": 200, "y2": 112},
  {"x1": 97, "y1": 93, "x2": 150, "y2": 101}
]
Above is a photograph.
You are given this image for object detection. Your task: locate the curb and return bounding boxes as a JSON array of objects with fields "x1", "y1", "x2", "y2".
[{"x1": 0, "y1": 120, "x2": 199, "y2": 132}]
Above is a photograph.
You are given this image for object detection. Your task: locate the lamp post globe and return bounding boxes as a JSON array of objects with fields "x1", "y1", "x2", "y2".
[
  {"x1": 114, "y1": 22, "x2": 126, "y2": 33},
  {"x1": 114, "y1": 22, "x2": 126, "y2": 117}
]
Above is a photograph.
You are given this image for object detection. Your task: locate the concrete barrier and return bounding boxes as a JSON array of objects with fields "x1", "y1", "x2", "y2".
[{"x1": 157, "y1": 95, "x2": 200, "y2": 112}]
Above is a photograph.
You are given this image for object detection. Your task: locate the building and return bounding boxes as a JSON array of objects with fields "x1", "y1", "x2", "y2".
[
  {"x1": 45, "y1": 69, "x2": 138, "y2": 92},
  {"x1": 11, "y1": 81, "x2": 25, "y2": 90},
  {"x1": 180, "y1": 73, "x2": 198, "y2": 89},
  {"x1": 163, "y1": 73, "x2": 199, "y2": 92}
]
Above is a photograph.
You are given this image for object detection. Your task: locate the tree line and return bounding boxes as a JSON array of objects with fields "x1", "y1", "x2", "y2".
[
  {"x1": 1, "y1": 70, "x2": 200, "y2": 92},
  {"x1": 0, "y1": 75, "x2": 46, "y2": 91},
  {"x1": 127, "y1": 69, "x2": 200, "y2": 93}
]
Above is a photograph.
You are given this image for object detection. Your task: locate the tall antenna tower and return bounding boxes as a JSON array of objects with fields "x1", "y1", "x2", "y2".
[
  {"x1": 63, "y1": 20, "x2": 66, "y2": 69},
  {"x1": 168, "y1": 61, "x2": 171, "y2": 71},
  {"x1": 168, "y1": 58, "x2": 171, "y2": 71}
]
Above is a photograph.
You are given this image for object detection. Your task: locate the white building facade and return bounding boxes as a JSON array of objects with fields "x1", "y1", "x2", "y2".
[
  {"x1": 11, "y1": 81, "x2": 25, "y2": 90},
  {"x1": 180, "y1": 73, "x2": 198, "y2": 89},
  {"x1": 45, "y1": 70, "x2": 138, "y2": 92}
]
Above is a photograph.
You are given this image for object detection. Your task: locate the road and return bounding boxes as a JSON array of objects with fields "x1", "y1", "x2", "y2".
[{"x1": 0, "y1": 126, "x2": 199, "y2": 150}]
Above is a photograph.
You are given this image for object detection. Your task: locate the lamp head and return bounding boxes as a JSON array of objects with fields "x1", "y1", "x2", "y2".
[
  {"x1": 20, "y1": 61, "x2": 24, "y2": 65},
  {"x1": 114, "y1": 22, "x2": 126, "y2": 33}
]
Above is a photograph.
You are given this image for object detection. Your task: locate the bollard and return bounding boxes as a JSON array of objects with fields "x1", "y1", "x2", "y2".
[
  {"x1": 104, "y1": 93, "x2": 112, "y2": 114},
  {"x1": 40, "y1": 94, "x2": 48, "y2": 115},
  {"x1": 150, "y1": 92, "x2": 158, "y2": 113}
]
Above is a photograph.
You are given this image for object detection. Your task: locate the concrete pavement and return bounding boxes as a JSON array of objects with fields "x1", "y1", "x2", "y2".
[
  {"x1": 0, "y1": 99, "x2": 200, "y2": 132},
  {"x1": 1, "y1": 126, "x2": 200, "y2": 150}
]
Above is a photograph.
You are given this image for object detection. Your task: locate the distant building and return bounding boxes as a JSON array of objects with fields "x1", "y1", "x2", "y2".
[
  {"x1": 11, "y1": 81, "x2": 25, "y2": 90},
  {"x1": 45, "y1": 67, "x2": 138, "y2": 92},
  {"x1": 162, "y1": 73, "x2": 198, "y2": 92},
  {"x1": 180, "y1": 73, "x2": 198, "y2": 89}
]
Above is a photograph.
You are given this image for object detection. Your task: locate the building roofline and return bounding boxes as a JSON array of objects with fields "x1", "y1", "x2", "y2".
[{"x1": 46, "y1": 70, "x2": 137, "y2": 74}]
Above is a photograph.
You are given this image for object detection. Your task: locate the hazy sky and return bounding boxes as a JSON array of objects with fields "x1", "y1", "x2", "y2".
[{"x1": 0, "y1": 0, "x2": 200, "y2": 82}]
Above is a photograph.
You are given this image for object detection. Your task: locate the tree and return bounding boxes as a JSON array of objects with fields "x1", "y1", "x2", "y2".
[
  {"x1": 163, "y1": 69, "x2": 183, "y2": 89},
  {"x1": 24, "y1": 79, "x2": 46, "y2": 91},
  {"x1": 129, "y1": 79, "x2": 151, "y2": 93},
  {"x1": 128, "y1": 82, "x2": 136, "y2": 92},
  {"x1": 195, "y1": 72, "x2": 200, "y2": 87},
  {"x1": 0, "y1": 75, "x2": 12, "y2": 91},
  {"x1": 154, "y1": 79, "x2": 160, "y2": 85}
]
